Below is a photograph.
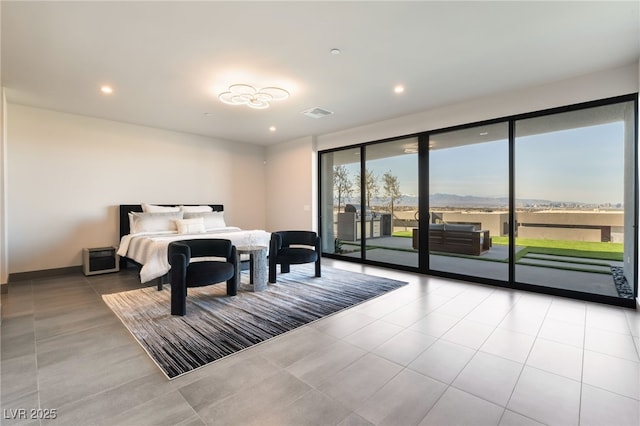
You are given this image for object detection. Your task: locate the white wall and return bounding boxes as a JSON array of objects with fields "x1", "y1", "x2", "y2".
[
  {"x1": 1, "y1": 91, "x2": 6, "y2": 285},
  {"x1": 0, "y1": 0, "x2": 4, "y2": 317},
  {"x1": 317, "y1": 64, "x2": 639, "y2": 150},
  {"x1": 0, "y1": 0, "x2": 6, "y2": 294},
  {"x1": 0, "y1": 0, "x2": 4, "y2": 318},
  {"x1": 6, "y1": 104, "x2": 266, "y2": 274},
  {"x1": 265, "y1": 136, "x2": 316, "y2": 232}
]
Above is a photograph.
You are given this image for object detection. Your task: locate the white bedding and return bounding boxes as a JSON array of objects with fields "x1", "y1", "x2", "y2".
[{"x1": 117, "y1": 227, "x2": 271, "y2": 283}]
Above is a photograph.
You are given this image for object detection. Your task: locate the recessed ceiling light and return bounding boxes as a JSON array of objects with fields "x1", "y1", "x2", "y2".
[
  {"x1": 269, "y1": 126, "x2": 277, "y2": 132},
  {"x1": 394, "y1": 85, "x2": 405, "y2": 94},
  {"x1": 480, "y1": 132, "x2": 489, "y2": 136},
  {"x1": 330, "y1": 48, "x2": 341, "y2": 55},
  {"x1": 100, "y1": 85, "x2": 113, "y2": 94},
  {"x1": 203, "y1": 112, "x2": 213, "y2": 117}
]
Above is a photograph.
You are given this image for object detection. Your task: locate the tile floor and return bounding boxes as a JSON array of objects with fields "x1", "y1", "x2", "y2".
[{"x1": 1, "y1": 259, "x2": 639, "y2": 426}]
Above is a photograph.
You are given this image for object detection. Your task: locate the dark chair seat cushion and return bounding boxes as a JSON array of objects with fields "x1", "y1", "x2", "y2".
[
  {"x1": 276, "y1": 247, "x2": 318, "y2": 265},
  {"x1": 185, "y1": 261, "x2": 235, "y2": 287}
]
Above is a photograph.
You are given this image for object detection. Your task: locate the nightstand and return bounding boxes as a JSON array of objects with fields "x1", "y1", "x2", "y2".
[{"x1": 83, "y1": 246, "x2": 119, "y2": 276}]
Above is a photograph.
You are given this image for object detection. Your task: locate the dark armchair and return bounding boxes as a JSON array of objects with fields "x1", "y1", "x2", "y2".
[
  {"x1": 168, "y1": 239, "x2": 238, "y2": 316},
  {"x1": 268, "y1": 231, "x2": 321, "y2": 283}
]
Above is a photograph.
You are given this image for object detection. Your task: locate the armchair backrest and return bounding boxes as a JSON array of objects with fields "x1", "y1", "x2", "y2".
[
  {"x1": 272, "y1": 231, "x2": 319, "y2": 251},
  {"x1": 168, "y1": 239, "x2": 234, "y2": 264}
]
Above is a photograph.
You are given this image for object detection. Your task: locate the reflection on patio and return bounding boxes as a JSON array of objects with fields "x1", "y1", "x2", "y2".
[{"x1": 340, "y1": 236, "x2": 629, "y2": 299}]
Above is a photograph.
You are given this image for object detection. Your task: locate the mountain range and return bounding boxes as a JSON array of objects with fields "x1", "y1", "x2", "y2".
[{"x1": 346, "y1": 193, "x2": 621, "y2": 209}]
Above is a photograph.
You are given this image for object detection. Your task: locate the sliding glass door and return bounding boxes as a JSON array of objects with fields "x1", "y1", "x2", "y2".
[
  {"x1": 319, "y1": 95, "x2": 637, "y2": 306},
  {"x1": 363, "y1": 139, "x2": 419, "y2": 267},
  {"x1": 320, "y1": 147, "x2": 362, "y2": 259},
  {"x1": 319, "y1": 140, "x2": 418, "y2": 267},
  {"x1": 514, "y1": 101, "x2": 636, "y2": 300},
  {"x1": 428, "y1": 123, "x2": 510, "y2": 281}
]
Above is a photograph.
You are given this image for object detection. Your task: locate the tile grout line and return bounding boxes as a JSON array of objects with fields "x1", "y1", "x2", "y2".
[
  {"x1": 412, "y1": 287, "x2": 510, "y2": 424},
  {"x1": 498, "y1": 296, "x2": 553, "y2": 425},
  {"x1": 577, "y1": 301, "x2": 588, "y2": 426}
]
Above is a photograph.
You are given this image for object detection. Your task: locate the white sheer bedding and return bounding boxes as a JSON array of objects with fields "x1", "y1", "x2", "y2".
[{"x1": 117, "y1": 227, "x2": 271, "y2": 283}]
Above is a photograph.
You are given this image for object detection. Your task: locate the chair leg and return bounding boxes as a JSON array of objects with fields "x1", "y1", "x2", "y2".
[
  {"x1": 226, "y1": 275, "x2": 237, "y2": 296},
  {"x1": 269, "y1": 260, "x2": 277, "y2": 283},
  {"x1": 315, "y1": 259, "x2": 321, "y2": 277},
  {"x1": 170, "y1": 254, "x2": 187, "y2": 316},
  {"x1": 171, "y1": 281, "x2": 186, "y2": 316},
  {"x1": 281, "y1": 263, "x2": 290, "y2": 274}
]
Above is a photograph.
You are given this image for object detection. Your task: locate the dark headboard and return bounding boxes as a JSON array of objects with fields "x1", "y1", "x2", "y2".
[{"x1": 119, "y1": 204, "x2": 224, "y2": 239}]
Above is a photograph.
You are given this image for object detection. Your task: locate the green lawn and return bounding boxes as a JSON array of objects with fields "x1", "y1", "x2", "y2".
[
  {"x1": 492, "y1": 236, "x2": 623, "y2": 261},
  {"x1": 393, "y1": 230, "x2": 413, "y2": 238}
]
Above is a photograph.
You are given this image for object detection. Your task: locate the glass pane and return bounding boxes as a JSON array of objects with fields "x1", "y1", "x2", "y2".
[
  {"x1": 320, "y1": 148, "x2": 362, "y2": 258},
  {"x1": 514, "y1": 102, "x2": 635, "y2": 300},
  {"x1": 428, "y1": 123, "x2": 509, "y2": 281},
  {"x1": 362, "y1": 138, "x2": 419, "y2": 267}
]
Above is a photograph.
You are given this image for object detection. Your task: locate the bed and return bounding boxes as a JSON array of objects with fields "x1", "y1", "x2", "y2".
[{"x1": 117, "y1": 204, "x2": 271, "y2": 285}]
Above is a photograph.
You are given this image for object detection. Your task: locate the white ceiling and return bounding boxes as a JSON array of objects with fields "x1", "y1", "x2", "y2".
[{"x1": 2, "y1": 1, "x2": 639, "y2": 146}]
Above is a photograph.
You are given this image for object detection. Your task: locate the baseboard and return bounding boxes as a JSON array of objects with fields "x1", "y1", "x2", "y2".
[{"x1": 9, "y1": 265, "x2": 82, "y2": 282}]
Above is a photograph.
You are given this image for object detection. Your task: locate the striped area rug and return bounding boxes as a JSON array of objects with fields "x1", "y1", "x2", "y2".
[{"x1": 102, "y1": 265, "x2": 407, "y2": 379}]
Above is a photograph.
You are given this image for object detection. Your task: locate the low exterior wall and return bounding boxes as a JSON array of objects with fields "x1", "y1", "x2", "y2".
[
  {"x1": 516, "y1": 211, "x2": 623, "y2": 227},
  {"x1": 378, "y1": 209, "x2": 624, "y2": 243},
  {"x1": 436, "y1": 210, "x2": 623, "y2": 243},
  {"x1": 518, "y1": 226, "x2": 601, "y2": 242},
  {"x1": 517, "y1": 211, "x2": 623, "y2": 242}
]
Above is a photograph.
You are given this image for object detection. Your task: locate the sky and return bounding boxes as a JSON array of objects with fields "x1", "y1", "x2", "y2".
[
  {"x1": 340, "y1": 121, "x2": 626, "y2": 205},
  {"x1": 515, "y1": 122, "x2": 624, "y2": 204}
]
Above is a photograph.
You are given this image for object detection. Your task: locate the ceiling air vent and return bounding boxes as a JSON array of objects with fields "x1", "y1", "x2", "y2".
[{"x1": 302, "y1": 107, "x2": 333, "y2": 119}]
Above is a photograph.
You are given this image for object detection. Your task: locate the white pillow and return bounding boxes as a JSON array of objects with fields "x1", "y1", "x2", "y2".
[
  {"x1": 183, "y1": 211, "x2": 226, "y2": 230},
  {"x1": 141, "y1": 203, "x2": 180, "y2": 213},
  {"x1": 180, "y1": 205, "x2": 213, "y2": 213},
  {"x1": 128, "y1": 212, "x2": 135, "y2": 233},
  {"x1": 130, "y1": 211, "x2": 183, "y2": 233},
  {"x1": 175, "y1": 217, "x2": 206, "y2": 234}
]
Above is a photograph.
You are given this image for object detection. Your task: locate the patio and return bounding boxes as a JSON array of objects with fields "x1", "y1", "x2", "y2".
[{"x1": 340, "y1": 236, "x2": 628, "y2": 299}]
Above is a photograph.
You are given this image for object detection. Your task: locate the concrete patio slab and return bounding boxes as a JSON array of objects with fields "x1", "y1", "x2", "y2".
[{"x1": 338, "y1": 236, "x2": 627, "y2": 299}]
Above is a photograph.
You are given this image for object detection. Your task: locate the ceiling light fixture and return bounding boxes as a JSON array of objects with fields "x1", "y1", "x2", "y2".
[
  {"x1": 330, "y1": 48, "x2": 341, "y2": 55},
  {"x1": 218, "y1": 84, "x2": 289, "y2": 109},
  {"x1": 100, "y1": 85, "x2": 113, "y2": 94},
  {"x1": 394, "y1": 85, "x2": 405, "y2": 94},
  {"x1": 269, "y1": 126, "x2": 277, "y2": 132}
]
